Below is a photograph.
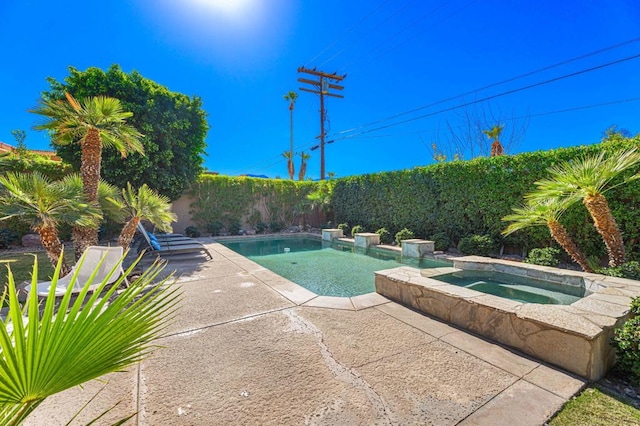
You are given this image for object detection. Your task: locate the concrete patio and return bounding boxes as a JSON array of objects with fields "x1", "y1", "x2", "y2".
[{"x1": 26, "y1": 241, "x2": 587, "y2": 425}]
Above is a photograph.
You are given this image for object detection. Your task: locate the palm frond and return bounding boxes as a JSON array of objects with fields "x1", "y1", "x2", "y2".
[{"x1": 0, "y1": 251, "x2": 179, "y2": 425}]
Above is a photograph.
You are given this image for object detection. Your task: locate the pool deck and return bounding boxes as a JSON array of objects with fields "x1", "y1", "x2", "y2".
[{"x1": 26, "y1": 240, "x2": 587, "y2": 425}]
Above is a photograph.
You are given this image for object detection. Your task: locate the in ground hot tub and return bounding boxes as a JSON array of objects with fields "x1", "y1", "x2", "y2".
[{"x1": 375, "y1": 255, "x2": 640, "y2": 380}]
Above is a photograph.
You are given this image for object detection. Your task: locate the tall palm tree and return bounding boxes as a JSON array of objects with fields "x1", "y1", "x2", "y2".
[
  {"x1": 31, "y1": 92, "x2": 144, "y2": 258},
  {"x1": 118, "y1": 183, "x2": 177, "y2": 249},
  {"x1": 298, "y1": 152, "x2": 310, "y2": 181},
  {"x1": 282, "y1": 151, "x2": 295, "y2": 180},
  {"x1": 0, "y1": 172, "x2": 101, "y2": 275},
  {"x1": 534, "y1": 148, "x2": 640, "y2": 267},
  {"x1": 503, "y1": 197, "x2": 592, "y2": 272},
  {"x1": 284, "y1": 91, "x2": 298, "y2": 179},
  {"x1": 483, "y1": 124, "x2": 504, "y2": 157}
]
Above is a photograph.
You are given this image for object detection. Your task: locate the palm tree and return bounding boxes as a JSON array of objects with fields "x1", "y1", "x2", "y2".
[
  {"x1": 0, "y1": 253, "x2": 177, "y2": 425},
  {"x1": 118, "y1": 183, "x2": 177, "y2": 248},
  {"x1": 533, "y1": 148, "x2": 640, "y2": 267},
  {"x1": 483, "y1": 124, "x2": 504, "y2": 157},
  {"x1": 0, "y1": 172, "x2": 101, "y2": 275},
  {"x1": 298, "y1": 152, "x2": 310, "y2": 181},
  {"x1": 503, "y1": 197, "x2": 593, "y2": 272},
  {"x1": 282, "y1": 151, "x2": 295, "y2": 180},
  {"x1": 284, "y1": 91, "x2": 298, "y2": 179},
  {"x1": 31, "y1": 93, "x2": 144, "y2": 258}
]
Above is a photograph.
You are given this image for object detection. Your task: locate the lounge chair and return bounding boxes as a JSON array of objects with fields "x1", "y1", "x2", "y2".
[
  {"x1": 26, "y1": 246, "x2": 127, "y2": 297},
  {"x1": 136, "y1": 224, "x2": 212, "y2": 260}
]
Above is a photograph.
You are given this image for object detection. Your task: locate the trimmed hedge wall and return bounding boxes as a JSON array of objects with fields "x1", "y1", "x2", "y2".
[
  {"x1": 330, "y1": 136, "x2": 640, "y2": 260},
  {"x1": 189, "y1": 175, "x2": 319, "y2": 232}
]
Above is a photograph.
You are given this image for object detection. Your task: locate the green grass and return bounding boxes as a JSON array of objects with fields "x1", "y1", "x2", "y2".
[
  {"x1": 0, "y1": 249, "x2": 74, "y2": 292},
  {"x1": 550, "y1": 386, "x2": 640, "y2": 425}
]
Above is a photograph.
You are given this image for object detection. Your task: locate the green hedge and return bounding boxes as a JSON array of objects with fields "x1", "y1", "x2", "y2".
[
  {"x1": 330, "y1": 136, "x2": 640, "y2": 260},
  {"x1": 0, "y1": 155, "x2": 72, "y2": 181},
  {"x1": 189, "y1": 175, "x2": 318, "y2": 232}
]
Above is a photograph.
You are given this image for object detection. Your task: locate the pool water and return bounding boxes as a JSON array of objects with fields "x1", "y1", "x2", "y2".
[
  {"x1": 221, "y1": 237, "x2": 450, "y2": 297},
  {"x1": 433, "y1": 270, "x2": 585, "y2": 305}
]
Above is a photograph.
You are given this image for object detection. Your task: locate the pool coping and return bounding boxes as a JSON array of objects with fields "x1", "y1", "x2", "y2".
[{"x1": 375, "y1": 255, "x2": 640, "y2": 380}]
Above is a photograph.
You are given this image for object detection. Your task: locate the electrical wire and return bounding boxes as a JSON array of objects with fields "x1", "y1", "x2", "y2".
[
  {"x1": 304, "y1": 0, "x2": 392, "y2": 66},
  {"x1": 327, "y1": 39, "x2": 640, "y2": 139}
]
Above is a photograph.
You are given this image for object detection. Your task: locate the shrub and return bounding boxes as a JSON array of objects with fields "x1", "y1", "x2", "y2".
[
  {"x1": 206, "y1": 221, "x2": 224, "y2": 236},
  {"x1": 376, "y1": 227, "x2": 393, "y2": 244},
  {"x1": 431, "y1": 232, "x2": 450, "y2": 252},
  {"x1": 525, "y1": 247, "x2": 560, "y2": 267},
  {"x1": 613, "y1": 302, "x2": 640, "y2": 384},
  {"x1": 228, "y1": 221, "x2": 242, "y2": 235},
  {"x1": 270, "y1": 221, "x2": 284, "y2": 233},
  {"x1": 185, "y1": 226, "x2": 200, "y2": 238},
  {"x1": 458, "y1": 234, "x2": 497, "y2": 256},
  {"x1": 337, "y1": 223, "x2": 349, "y2": 236},
  {"x1": 0, "y1": 229, "x2": 19, "y2": 249},
  {"x1": 395, "y1": 228, "x2": 415, "y2": 246},
  {"x1": 599, "y1": 261, "x2": 640, "y2": 280},
  {"x1": 351, "y1": 225, "x2": 364, "y2": 238},
  {"x1": 255, "y1": 222, "x2": 269, "y2": 234}
]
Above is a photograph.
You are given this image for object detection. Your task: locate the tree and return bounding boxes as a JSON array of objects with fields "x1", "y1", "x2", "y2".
[
  {"x1": 282, "y1": 151, "x2": 295, "y2": 180},
  {"x1": 283, "y1": 91, "x2": 298, "y2": 179},
  {"x1": 298, "y1": 152, "x2": 310, "y2": 181},
  {"x1": 0, "y1": 254, "x2": 177, "y2": 425},
  {"x1": 10, "y1": 130, "x2": 28, "y2": 159},
  {"x1": 483, "y1": 124, "x2": 504, "y2": 157},
  {"x1": 430, "y1": 104, "x2": 528, "y2": 161},
  {"x1": 503, "y1": 197, "x2": 592, "y2": 272},
  {"x1": 42, "y1": 65, "x2": 209, "y2": 200},
  {"x1": 533, "y1": 148, "x2": 640, "y2": 267},
  {"x1": 31, "y1": 92, "x2": 144, "y2": 259},
  {"x1": 0, "y1": 172, "x2": 101, "y2": 274},
  {"x1": 117, "y1": 183, "x2": 177, "y2": 248}
]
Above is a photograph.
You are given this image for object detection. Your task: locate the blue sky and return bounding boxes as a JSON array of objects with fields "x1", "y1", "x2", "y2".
[{"x1": 1, "y1": 0, "x2": 639, "y2": 179}]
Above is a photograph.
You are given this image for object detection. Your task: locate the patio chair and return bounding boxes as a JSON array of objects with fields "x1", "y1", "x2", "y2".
[
  {"x1": 136, "y1": 223, "x2": 212, "y2": 260},
  {"x1": 26, "y1": 246, "x2": 127, "y2": 297}
]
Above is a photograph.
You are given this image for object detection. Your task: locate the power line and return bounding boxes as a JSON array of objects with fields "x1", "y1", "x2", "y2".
[
  {"x1": 304, "y1": 0, "x2": 392, "y2": 66},
  {"x1": 329, "y1": 53, "x2": 640, "y2": 143},
  {"x1": 315, "y1": 0, "x2": 419, "y2": 68},
  {"x1": 328, "y1": 36, "x2": 640, "y2": 139},
  {"x1": 340, "y1": 0, "x2": 474, "y2": 74},
  {"x1": 238, "y1": 97, "x2": 640, "y2": 176}
]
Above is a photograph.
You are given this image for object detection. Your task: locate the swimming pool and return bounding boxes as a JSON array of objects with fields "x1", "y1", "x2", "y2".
[{"x1": 221, "y1": 236, "x2": 451, "y2": 297}]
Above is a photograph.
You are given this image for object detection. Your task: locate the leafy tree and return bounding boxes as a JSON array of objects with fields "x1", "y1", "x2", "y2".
[
  {"x1": 31, "y1": 92, "x2": 144, "y2": 259},
  {"x1": 118, "y1": 183, "x2": 177, "y2": 248},
  {"x1": 534, "y1": 148, "x2": 640, "y2": 267},
  {"x1": 503, "y1": 198, "x2": 592, "y2": 272},
  {"x1": 0, "y1": 172, "x2": 101, "y2": 274},
  {"x1": 42, "y1": 64, "x2": 209, "y2": 201}
]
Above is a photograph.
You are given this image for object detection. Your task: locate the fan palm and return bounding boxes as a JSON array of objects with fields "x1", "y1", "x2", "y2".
[
  {"x1": 0, "y1": 251, "x2": 178, "y2": 425},
  {"x1": 503, "y1": 196, "x2": 592, "y2": 272},
  {"x1": 118, "y1": 183, "x2": 177, "y2": 249},
  {"x1": 483, "y1": 124, "x2": 504, "y2": 157},
  {"x1": 298, "y1": 152, "x2": 310, "y2": 181},
  {"x1": 534, "y1": 148, "x2": 640, "y2": 267},
  {"x1": 31, "y1": 93, "x2": 144, "y2": 258},
  {"x1": 282, "y1": 151, "x2": 295, "y2": 180},
  {"x1": 0, "y1": 172, "x2": 101, "y2": 275}
]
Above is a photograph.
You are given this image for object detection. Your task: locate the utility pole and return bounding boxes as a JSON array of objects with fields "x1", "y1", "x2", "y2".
[{"x1": 297, "y1": 67, "x2": 346, "y2": 180}]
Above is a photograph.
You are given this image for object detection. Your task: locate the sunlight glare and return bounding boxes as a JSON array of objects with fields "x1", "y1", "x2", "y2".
[{"x1": 191, "y1": 0, "x2": 253, "y2": 16}]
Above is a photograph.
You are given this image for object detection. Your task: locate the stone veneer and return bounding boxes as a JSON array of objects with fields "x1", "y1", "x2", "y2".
[{"x1": 375, "y1": 256, "x2": 640, "y2": 380}]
